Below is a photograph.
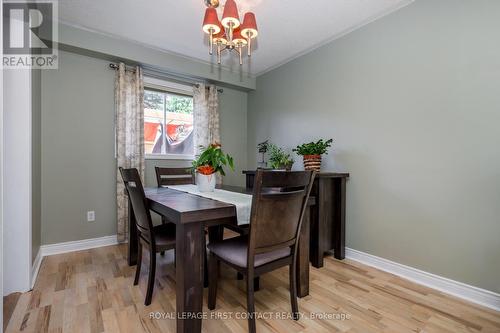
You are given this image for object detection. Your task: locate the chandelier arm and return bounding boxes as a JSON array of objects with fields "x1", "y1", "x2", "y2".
[
  {"x1": 238, "y1": 45, "x2": 243, "y2": 65},
  {"x1": 209, "y1": 28, "x2": 214, "y2": 55},
  {"x1": 217, "y1": 45, "x2": 231, "y2": 64},
  {"x1": 227, "y1": 22, "x2": 234, "y2": 44},
  {"x1": 217, "y1": 43, "x2": 222, "y2": 64},
  {"x1": 247, "y1": 34, "x2": 252, "y2": 57}
]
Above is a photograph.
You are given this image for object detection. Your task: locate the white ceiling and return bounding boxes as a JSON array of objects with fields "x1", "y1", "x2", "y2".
[{"x1": 58, "y1": 0, "x2": 412, "y2": 76}]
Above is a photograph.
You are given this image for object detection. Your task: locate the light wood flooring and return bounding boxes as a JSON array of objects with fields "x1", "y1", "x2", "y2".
[{"x1": 4, "y1": 244, "x2": 500, "y2": 333}]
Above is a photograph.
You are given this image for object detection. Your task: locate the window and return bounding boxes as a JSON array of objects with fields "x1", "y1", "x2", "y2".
[{"x1": 144, "y1": 79, "x2": 194, "y2": 159}]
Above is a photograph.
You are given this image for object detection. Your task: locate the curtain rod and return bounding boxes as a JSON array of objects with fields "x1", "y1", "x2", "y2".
[{"x1": 109, "y1": 63, "x2": 223, "y2": 93}]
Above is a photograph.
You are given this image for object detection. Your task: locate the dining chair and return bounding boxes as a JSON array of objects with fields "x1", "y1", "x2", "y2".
[
  {"x1": 155, "y1": 166, "x2": 195, "y2": 187},
  {"x1": 207, "y1": 170, "x2": 316, "y2": 333},
  {"x1": 119, "y1": 167, "x2": 176, "y2": 306}
]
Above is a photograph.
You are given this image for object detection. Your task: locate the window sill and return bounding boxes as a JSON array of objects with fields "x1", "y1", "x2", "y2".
[{"x1": 145, "y1": 154, "x2": 194, "y2": 161}]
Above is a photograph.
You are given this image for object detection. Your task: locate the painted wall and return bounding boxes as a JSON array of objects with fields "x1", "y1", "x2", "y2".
[
  {"x1": 247, "y1": 0, "x2": 500, "y2": 292},
  {"x1": 41, "y1": 50, "x2": 248, "y2": 245},
  {"x1": 41, "y1": 51, "x2": 116, "y2": 245},
  {"x1": 217, "y1": 87, "x2": 248, "y2": 187},
  {"x1": 32, "y1": 69, "x2": 42, "y2": 263}
]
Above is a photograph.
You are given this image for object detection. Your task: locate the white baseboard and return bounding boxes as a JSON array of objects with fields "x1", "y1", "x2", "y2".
[
  {"x1": 344, "y1": 248, "x2": 500, "y2": 312},
  {"x1": 40, "y1": 235, "x2": 119, "y2": 257},
  {"x1": 29, "y1": 235, "x2": 118, "y2": 288},
  {"x1": 30, "y1": 235, "x2": 118, "y2": 289},
  {"x1": 31, "y1": 249, "x2": 42, "y2": 289}
]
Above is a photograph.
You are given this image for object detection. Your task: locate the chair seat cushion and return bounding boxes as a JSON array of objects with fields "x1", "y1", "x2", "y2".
[
  {"x1": 152, "y1": 223, "x2": 176, "y2": 248},
  {"x1": 207, "y1": 236, "x2": 291, "y2": 268}
]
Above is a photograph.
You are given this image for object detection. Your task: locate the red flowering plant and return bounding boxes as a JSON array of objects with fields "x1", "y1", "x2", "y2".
[{"x1": 192, "y1": 143, "x2": 234, "y2": 176}]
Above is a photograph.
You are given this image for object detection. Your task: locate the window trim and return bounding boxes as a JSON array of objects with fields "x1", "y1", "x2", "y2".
[
  {"x1": 145, "y1": 153, "x2": 194, "y2": 161},
  {"x1": 144, "y1": 76, "x2": 195, "y2": 161}
]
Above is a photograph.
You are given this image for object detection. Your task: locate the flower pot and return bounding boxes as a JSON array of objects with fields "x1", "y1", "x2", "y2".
[
  {"x1": 303, "y1": 154, "x2": 322, "y2": 171},
  {"x1": 196, "y1": 173, "x2": 217, "y2": 192}
]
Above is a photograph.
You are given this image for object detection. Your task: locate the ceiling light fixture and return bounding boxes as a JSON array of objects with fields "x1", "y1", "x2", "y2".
[{"x1": 202, "y1": 0, "x2": 258, "y2": 65}]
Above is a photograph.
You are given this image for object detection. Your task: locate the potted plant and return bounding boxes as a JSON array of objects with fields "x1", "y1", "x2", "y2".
[
  {"x1": 192, "y1": 143, "x2": 234, "y2": 192},
  {"x1": 293, "y1": 139, "x2": 333, "y2": 171},
  {"x1": 256, "y1": 139, "x2": 269, "y2": 168},
  {"x1": 268, "y1": 143, "x2": 294, "y2": 171}
]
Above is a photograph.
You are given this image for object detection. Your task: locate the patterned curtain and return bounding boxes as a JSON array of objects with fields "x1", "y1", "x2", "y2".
[
  {"x1": 193, "y1": 84, "x2": 220, "y2": 150},
  {"x1": 193, "y1": 83, "x2": 208, "y2": 155},
  {"x1": 115, "y1": 63, "x2": 145, "y2": 243},
  {"x1": 193, "y1": 84, "x2": 221, "y2": 181},
  {"x1": 207, "y1": 85, "x2": 220, "y2": 145}
]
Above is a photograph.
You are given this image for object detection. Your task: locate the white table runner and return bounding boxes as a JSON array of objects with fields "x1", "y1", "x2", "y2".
[{"x1": 166, "y1": 185, "x2": 252, "y2": 226}]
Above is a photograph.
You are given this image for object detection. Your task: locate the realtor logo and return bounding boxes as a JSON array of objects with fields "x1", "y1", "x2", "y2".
[{"x1": 2, "y1": 0, "x2": 58, "y2": 69}]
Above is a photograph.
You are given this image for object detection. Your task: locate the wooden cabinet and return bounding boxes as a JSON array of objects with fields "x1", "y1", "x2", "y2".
[{"x1": 242, "y1": 171, "x2": 349, "y2": 267}]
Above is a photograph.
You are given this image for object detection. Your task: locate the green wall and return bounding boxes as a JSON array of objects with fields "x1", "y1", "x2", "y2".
[
  {"x1": 247, "y1": 0, "x2": 500, "y2": 292},
  {"x1": 41, "y1": 51, "x2": 117, "y2": 245},
  {"x1": 32, "y1": 69, "x2": 41, "y2": 262},
  {"x1": 41, "y1": 50, "x2": 248, "y2": 245}
]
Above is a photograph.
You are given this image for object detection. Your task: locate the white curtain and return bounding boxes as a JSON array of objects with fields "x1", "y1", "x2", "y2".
[
  {"x1": 193, "y1": 84, "x2": 221, "y2": 181},
  {"x1": 115, "y1": 63, "x2": 145, "y2": 243}
]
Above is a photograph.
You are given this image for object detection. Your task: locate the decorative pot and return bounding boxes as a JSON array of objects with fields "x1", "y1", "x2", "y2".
[
  {"x1": 303, "y1": 154, "x2": 322, "y2": 171},
  {"x1": 196, "y1": 173, "x2": 216, "y2": 192}
]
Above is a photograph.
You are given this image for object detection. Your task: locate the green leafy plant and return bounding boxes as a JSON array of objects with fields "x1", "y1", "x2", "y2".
[
  {"x1": 293, "y1": 139, "x2": 333, "y2": 156},
  {"x1": 192, "y1": 143, "x2": 234, "y2": 176},
  {"x1": 268, "y1": 144, "x2": 294, "y2": 170}
]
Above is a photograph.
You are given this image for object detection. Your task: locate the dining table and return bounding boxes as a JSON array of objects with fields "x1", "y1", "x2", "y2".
[{"x1": 126, "y1": 185, "x2": 314, "y2": 333}]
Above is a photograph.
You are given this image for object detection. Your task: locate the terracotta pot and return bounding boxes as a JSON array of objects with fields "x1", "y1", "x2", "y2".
[
  {"x1": 303, "y1": 154, "x2": 322, "y2": 171},
  {"x1": 196, "y1": 173, "x2": 216, "y2": 192}
]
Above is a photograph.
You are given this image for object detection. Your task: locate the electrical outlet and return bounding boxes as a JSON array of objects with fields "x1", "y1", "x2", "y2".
[{"x1": 87, "y1": 211, "x2": 95, "y2": 222}]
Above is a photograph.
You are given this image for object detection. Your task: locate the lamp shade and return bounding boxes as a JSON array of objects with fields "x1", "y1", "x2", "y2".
[
  {"x1": 241, "y1": 12, "x2": 258, "y2": 38},
  {"x1": 212, "y1": 23, "x2": 228, "y2": 45},
  {"x1": 221, "y1": 0, "x2": 240, "y2": 28},
  {"x1": 202, "y1": 8, "x2": 221, "y2": 34},
  {"x1": 232, "y1": 27, "x2": 247, "y2": 46}
]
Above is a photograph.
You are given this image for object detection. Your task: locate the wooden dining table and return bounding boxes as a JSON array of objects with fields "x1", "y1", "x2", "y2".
[{"x1": 126, "y1": 185, "x2": 314, "y2": 333}]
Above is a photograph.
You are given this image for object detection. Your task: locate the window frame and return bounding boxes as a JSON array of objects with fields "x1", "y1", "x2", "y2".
[{"x1": 143, "y1": 77, "x2": 195, "y2": 161}]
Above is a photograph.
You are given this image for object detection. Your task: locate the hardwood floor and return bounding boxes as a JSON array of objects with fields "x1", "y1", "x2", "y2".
[
  {"x1": 3, "y1": 292, "x2": 21, "y2": 332},
  {"x1": 5, "y1": 244, "x2": 499, "y2": 333}
]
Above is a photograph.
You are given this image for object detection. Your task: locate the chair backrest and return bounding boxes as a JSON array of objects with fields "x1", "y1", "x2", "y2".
[
  {"x1": 119, "y1": 167, "x2": 154, "y2": 243},
  {"x1": 155, "y1": 167, "x2": 195, "y2": 187},
  {"x1": 247, "y1": 170, "x2": 316, "y2": 261}
]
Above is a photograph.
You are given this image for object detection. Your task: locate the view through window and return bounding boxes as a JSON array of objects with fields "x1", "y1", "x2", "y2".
[{"x1": 144, "y1": 88, "x2": 194, "y2": 157}]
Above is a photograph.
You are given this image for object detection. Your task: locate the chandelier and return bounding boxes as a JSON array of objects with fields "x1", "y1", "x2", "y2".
[{"x1": 202, "y1": 0, "x2": 258, "y2": 65}]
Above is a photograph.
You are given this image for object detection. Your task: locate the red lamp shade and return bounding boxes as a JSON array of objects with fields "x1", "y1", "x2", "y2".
[
  {"x1": 221, "y1": 0, "x2": 240, "y2": 29},
  {"x1": 241, "y1": 12, "x2": 258, "y2": 38},
  {"x1": 202, "y1": 8, "x2": 221, "y2": 34},
  {"x1": 232, "y1": 27, "x2": 247, "y2": 46},
  {"x1": 212, "y1": 22, "x2": 228, "y2": 45}
]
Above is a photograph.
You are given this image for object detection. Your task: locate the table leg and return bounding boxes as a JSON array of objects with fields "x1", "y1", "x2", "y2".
[
  {"x1": 127, "y1": 198, "x2": 138, "y2": 266},
  {"x1": 333, "y1": 178, "x2": 346, "y2": 260},
  {"x1": 176, "y1": 223, "x2": 204, "y2": 333},
  {"x1": 296, "y1": 207, "x2": 310, "y2": 298},
  {"x1": 309, "y1": 202, "x2": 324, "y2": 268}
]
